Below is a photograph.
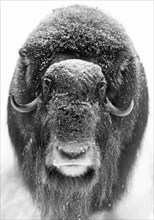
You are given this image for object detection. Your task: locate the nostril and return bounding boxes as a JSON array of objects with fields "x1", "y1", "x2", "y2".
[{"x1": 57, "y1": 146, "x2": 88, "y2": 160}]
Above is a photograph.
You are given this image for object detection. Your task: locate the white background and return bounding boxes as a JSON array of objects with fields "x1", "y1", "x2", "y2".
[{"x1": 1, "y1": 1, "x2": 153, "y2": 219}]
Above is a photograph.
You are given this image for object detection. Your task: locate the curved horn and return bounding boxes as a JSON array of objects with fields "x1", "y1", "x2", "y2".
[
  {"x1": 106, "y1": 98, "x2": 134, "y2": 116},
  {"x1": 10, "y1": 95, "x2": 39, "y2": 113}
]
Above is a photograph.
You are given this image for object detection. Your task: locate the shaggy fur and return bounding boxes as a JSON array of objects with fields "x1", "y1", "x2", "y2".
[{"x1": 7, "y1": 5, "x2": 148, "y2": 220}]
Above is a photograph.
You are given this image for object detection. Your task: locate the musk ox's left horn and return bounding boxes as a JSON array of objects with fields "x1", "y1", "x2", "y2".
[
  {"x1": 106, "y1": 97, "x2": 134, "y2": 116},
  {"x1": 10, "y1": 95, "x2": 39, "y2": 113}
]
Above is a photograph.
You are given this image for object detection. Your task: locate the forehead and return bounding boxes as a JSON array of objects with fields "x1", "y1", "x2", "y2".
[{"x1": 45, "y1": 59, "x2": 104, "y2": 92}]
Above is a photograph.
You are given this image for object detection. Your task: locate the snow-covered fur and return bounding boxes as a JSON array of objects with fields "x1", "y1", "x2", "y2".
[{"x1": 7, "y1": 5, "x2": 148, "y2": 220}]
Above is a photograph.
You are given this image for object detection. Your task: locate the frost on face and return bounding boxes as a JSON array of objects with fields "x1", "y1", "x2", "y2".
[{"x1": 8, "y1": 4, "x2": 149, "y2": 220}]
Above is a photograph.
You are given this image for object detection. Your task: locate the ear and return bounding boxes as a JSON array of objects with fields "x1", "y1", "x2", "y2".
[
  {"x1": 114, "y1": 51, "x2": 133, "y2": 89},
  {"x1": 106, "y1": 51, "x2": 135, "y2": 105},
  {"x1": 18, "y1": 48, "x2": 31, "y2": 84},
  {"x1": 107, "y1": 51, "x2": 133, "y2": 94},
  {"x1": 19, "y1": 48, "x2": 30, "y2": 66}
]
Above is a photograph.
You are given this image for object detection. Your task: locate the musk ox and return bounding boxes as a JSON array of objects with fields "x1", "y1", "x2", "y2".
[{"x1": 7, "y1": 5, "x2": 149, "y2": 220}]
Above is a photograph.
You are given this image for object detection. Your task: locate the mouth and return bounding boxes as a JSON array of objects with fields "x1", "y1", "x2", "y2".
[
  {"x1": 45, "y1": 140, "x2": 101, "y2": 184},
  {"x1": 51, "y1": 152, "x2": 93, "y2": 177},
  {"x1": 45, "y1": 165, "x2": 95, "y2": 185},
  {"x1": 58, "y1": 164, "x2": 90, "y2": 177}
]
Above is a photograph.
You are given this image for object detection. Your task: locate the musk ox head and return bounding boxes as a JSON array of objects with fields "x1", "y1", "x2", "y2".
[{"x1": 7, "y1": 5, "x2": 148, "y2": 220}]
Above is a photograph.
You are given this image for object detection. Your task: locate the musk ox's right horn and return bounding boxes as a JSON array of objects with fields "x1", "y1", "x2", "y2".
[
  {"x1": 10, "y1": 95, "x2": 39, "y2": 113},
  {"x1": 106, "y1": 97, "x2": 134, "y2": 117}
]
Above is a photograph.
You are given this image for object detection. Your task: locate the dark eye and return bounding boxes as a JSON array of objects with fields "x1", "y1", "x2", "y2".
[
  {"x1": 95, "y1": 79, "x2": 107, "y2": 103},
  {"x1": 42, "y1": 77, "x2": 54, "y2": 101},
  {"x1": 43, "y1": 78, "x2": 51, "y2": 95}
]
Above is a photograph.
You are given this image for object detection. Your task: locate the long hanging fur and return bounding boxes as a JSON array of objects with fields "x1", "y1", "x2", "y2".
[{"x1": 7, "y1": 5, "x2": 148, "y2": 220}]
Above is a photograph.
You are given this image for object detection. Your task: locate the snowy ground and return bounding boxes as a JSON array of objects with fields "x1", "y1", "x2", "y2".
[{"x1": 1, "y1": 1, "x2": 153, "y2": 219}]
